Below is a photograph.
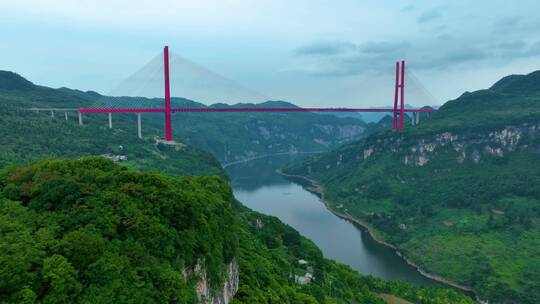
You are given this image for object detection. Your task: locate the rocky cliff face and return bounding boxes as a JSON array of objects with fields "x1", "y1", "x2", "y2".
[
  {"x1": 184, "y1": 259, "x2": 239, "y2": 304},
  {"x1": 362, "y1": 122, "x2": 540, "y2": 166},
  {"x1": 221, "y1": 123, "x2": 367, "y2": 165},
  {"x1": 314, "y1": 124, "x2": 365, "y2": 140}
]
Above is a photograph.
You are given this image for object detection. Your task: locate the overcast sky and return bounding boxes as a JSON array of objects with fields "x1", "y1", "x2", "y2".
[{"x1": 2, "y1": 0, "x2": 540, "y2": 107}]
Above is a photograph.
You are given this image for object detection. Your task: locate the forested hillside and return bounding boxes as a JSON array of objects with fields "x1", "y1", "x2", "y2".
[
  {"x1": 284, "y1": 70, "x2": 540, "y2": 303},
  {"x1": 0, "y1": 158, "x2": 237, "y2": 303},
  {"x1": 0, "y1": 158, "x2": 475, "y2": 304}
]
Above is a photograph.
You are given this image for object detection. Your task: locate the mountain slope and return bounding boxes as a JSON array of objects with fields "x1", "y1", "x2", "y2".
[
  {"x1": 0, "y1": 157, "x2": 237, "y2": 303},
  {"x1": 0, "y1": 158, "x2": 475, "y2": 304},
  {"x1": 0, "y1": 70, "x2": 475, "y2": 303},
  {"x1": 284, "y1": 69, "x2": 540, "y2": 304}
]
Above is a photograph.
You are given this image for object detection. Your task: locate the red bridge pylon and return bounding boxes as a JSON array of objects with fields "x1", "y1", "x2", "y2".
[
  {"x1": 164, "y1": 46, "x2": 173, "y2": 141},
  {"x1": 393, "y1": 60, "x2": 405, "y2": 131}
]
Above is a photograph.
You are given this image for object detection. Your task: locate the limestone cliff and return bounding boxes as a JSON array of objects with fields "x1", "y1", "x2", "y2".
[
  {"x1": 361, "y1": 122, "x2": 540, "y2": 167},
  {"x1": 184, "y1": 259, "x2": 239, "y2": 304}
]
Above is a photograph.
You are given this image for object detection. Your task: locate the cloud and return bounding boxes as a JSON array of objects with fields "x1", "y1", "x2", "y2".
[
  {"x1": 492, "y1": 17, "x2": 521, "y2": 33},
  {"x1": 289, "y1": 26, "x2": 540, "y2": 78},
  {"x1": 497, "y1": 40, "x2": 526, "y2": 51},
  {"x1": 359, "y1": 41, "x2": 410, "y2": 54},
  {"x1": 294, "y1": 42, "x2": 356, "y2": 56},
  {"x1": 289, "y1": 40, "x2": 411, "y2": 77},
  {"x1": 483, "y1": 40, "x2": 540, "y2": 59},
  {"x1": 505, "y1": 40, "x2": 540, "y2": 58},
  {"x1": 400, "y1": 4, "x2": 415, "y2": 12},
  {"x1": 437, "y1": 34, "x2": 453, "y2": 41},
  {"x1": 445, "y1": 48, "x2": 487, "y2": 63},
  {"x1": 417, "y1": 9, "x2": 441, "y2": 23},
  {"x1": 525, "y1": 41, "x2": 540, "y2": 56},
  {"x1": 412, "y1": 47, "x2": 488, "y2": 70},
  {"x1": 289, "y1": 38, "x2": 537, "y2": 77},
  {"x1": 295, "y1": 41, "x2": 409, "y2": 58},
  {"x1": 415, "y1": 40, "x2": 540, "y2": 70}
]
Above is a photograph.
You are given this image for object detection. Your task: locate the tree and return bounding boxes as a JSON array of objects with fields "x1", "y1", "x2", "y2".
[{"x1": 41, "y1": 254, "x2": 82, "y2": 304}]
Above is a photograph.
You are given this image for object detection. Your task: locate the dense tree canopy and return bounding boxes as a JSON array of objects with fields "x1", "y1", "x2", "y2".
[
  {"x1": 0, "y1": 157, "x2": 238, "y2": 303},
  {"x1": 0, "y1": 158, "x2": 475, "y2": 304}
]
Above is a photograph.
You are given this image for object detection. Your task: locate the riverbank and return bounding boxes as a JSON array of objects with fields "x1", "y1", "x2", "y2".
[{"x1": 276, "y1": 170, "x2": 483, "y2": 303}]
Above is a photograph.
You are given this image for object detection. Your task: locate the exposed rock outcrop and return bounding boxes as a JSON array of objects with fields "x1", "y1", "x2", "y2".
[
  {"x1": 315, "y1": 124, "x2": 365, "y2": 140},
  {"x1": 184, "y1": 259, "x2": 239, "y2": 304},
  {"x1": 362, "y1": 123, "x2": 540, "y2": 167}
]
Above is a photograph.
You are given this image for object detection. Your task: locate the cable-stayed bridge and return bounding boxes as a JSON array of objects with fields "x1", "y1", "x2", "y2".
[{"x1": 32, "y1": 46, "x2": 437, "y2": 142}]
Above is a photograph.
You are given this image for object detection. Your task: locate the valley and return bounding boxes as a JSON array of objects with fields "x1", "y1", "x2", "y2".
[
  {"x1": 284, "y1": 71, "x2": 540, "y2": 304},
  {"x1": 226, "y1": 154, "x2": 438, "y2": 286},
  {"x1": 3, "y1": 2, "x2": 540, "y2": 303}
]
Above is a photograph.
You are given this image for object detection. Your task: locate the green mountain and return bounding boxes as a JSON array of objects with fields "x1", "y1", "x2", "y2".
[
  {"x1": 284, "y1": 70, "x2": 540, "y2": 303},
  {"x1": 0, "y1": 70, "x2": 474, "y2": 303},
  {"x1": 0, "y1": 158, "x2": 474, "y2": 304},
  {"x1": 490, "y1": 71, "x2": 540, "y2": 96},
  {"x1": 0, "y1": 158, "x2": 237, "y2": 303},
  {"x1": 0, "y1": 71, "x2": 35, "y2": 91}
]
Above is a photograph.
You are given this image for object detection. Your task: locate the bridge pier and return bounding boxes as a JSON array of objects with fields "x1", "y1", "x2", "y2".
[
  {"x1": 65, "y1": 112, "x2": 68, "y2": 121},
  {"x1": 78, "y1": 112, "x2": 83, "y2": 125},
  {"x1": 137, "y1": 113, "x2": 142, "y2": 139},
  {"x1": 50, "y1": 110, "x2": 54, "y2": 118},
  {"x1": 108, "y1": 112, "x2": 112, "y2": 129}
]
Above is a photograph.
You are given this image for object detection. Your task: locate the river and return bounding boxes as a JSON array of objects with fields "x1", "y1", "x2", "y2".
[{"x1": 226, "y1": 154, "x2": 437, "y2": 287}]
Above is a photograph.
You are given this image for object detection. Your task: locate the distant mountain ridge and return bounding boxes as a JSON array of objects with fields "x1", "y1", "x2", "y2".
[
  {"x1": 0, "y1": 70, "x2": 381, "y2": 163},
  {"x1": 490, "y1": 70, "x2": 540, "y2": 96},
  {"x1": 0, "y1": 72, "x2": 378, "y2": 162},
  {"x1": 0, "y1": 71, "x2": 35, "y2": 91}
]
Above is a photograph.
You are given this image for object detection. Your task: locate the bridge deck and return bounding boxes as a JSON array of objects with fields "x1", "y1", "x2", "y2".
[{"x1": 77, "y1": 107, "x2": 437, "y2": 113}]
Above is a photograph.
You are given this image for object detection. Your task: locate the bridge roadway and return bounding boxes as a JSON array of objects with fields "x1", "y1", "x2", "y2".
[
  {"x1": 27, "y1": 106, "x2": 435, "y2": 139},
  {"x1": 78, "y1": 107, "x2": 436, "y2": 113}
]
